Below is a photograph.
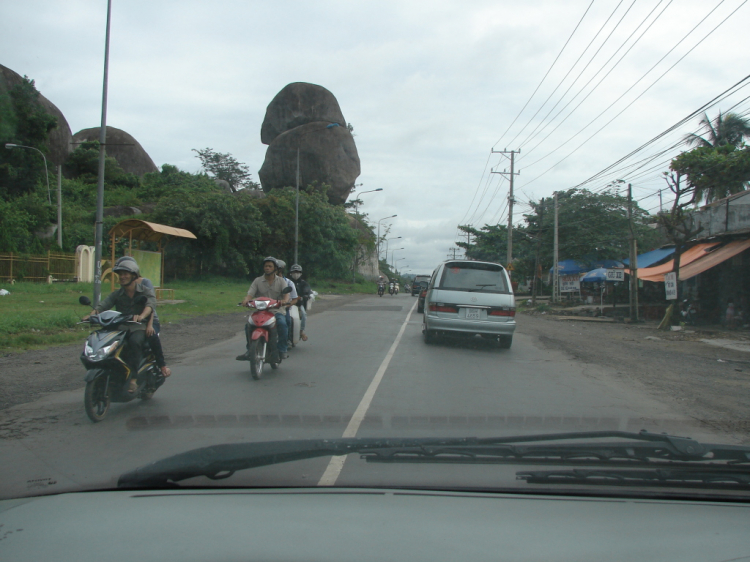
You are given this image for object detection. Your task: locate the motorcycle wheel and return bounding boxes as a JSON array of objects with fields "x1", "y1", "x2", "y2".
[
  {"x1": 84, "y1": 376, "x2": 110, "y2": 422},
  {"x1": 249, "y1": 339, "x2": 264, "y2": 380}
]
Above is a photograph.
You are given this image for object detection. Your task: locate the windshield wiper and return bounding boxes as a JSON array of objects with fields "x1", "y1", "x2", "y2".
[
  {"x1": 117, "y1": 431, "x2": 750, "y2": 489},
  {"x1": 518, "y1": 469, "x2": 750, "y2": 490},
  {"x1": 467, "y1": 284, "x2": 497, "y2": 292}
]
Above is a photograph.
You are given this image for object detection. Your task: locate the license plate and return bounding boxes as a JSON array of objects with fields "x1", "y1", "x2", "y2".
[{"x1": 465, "y1": 308, "x2": 481, "y2": 320}]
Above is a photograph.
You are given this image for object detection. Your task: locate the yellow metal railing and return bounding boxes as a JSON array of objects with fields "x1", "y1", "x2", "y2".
[{"x1": 0, "y1": 251, "x2": 77, "y2": 282}]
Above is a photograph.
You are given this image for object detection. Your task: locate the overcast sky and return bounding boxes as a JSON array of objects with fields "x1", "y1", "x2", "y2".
[{"x1": 2, "y1": 0, "x2": 748, "y2": 273}]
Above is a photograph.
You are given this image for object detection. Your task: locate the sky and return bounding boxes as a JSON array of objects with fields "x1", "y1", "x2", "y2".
[{"x1": 2, "y1": 0, "x2": 748, "y2": 274}]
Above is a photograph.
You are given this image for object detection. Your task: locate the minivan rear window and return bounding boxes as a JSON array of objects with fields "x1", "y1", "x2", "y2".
[{"x1": 438, "y1": 262, "x2": 509, "y2": 293}]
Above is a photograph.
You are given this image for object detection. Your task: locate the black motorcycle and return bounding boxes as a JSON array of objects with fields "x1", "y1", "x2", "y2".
[
  {"x1": 78, "y1": 296, "x2": 165, "y2": 422},
  {"x1": 377, "y1": 283, "x2": 385, "y2": 297}
]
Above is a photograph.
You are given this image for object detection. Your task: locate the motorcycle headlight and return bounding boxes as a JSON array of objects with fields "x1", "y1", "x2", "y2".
[
  {"x1": 254, "y1": 300, "x2": 269, "y2": 310},
  {"x1": 85, "y1": 341, "x2": 119, "y2": 361}
]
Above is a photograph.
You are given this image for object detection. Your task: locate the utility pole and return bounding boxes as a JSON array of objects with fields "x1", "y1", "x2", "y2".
[
  {"x1": 93, "y1": 0, "x2": 113, "y2": 307},
  {"x1": 553, "y1": 192, "x2": 559, "y2": 303},
  {"x1": 627, "y1": 184, "x2": 639, "y2": 321},
  {"x1": 57, "y1": 165, "x2": 63, "y2": 248},
  {"x1": 491, "y1": 148, "x2": 520, "y2": 274},
  {"x1": 532, "y1": 198, "x2": 544, "y2": 306},
  {"x1": 448, "y1": 247, "x2": 460, "y2": 259},
  {"x1": 659, "y1": 189, "x2": 663, "y2": 213}
]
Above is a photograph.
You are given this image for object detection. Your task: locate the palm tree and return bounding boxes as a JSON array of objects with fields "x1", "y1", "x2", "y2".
[{"x1": 684, "y1": 111, "x2": 750, "y2": 148}]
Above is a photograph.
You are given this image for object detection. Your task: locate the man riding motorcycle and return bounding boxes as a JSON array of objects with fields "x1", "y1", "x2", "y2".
[
  {"x1": 275, "y1": 260, "x2": 299, "y2": 341},
  {"x1": 289, "y1": 264, "x2": 312, "y2": 341},
  {"x1": 237, "y1": 257, "x2": 291, "y2": 363},
  {"x1": 82, "y1": 256, "x2": 156, "y2": 393}
]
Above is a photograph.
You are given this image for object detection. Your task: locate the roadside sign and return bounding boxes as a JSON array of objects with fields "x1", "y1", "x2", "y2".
[
  {"x1": 605, "y1": 269, "x2": 624, "y2": 282},
  {"x1": 664, "y1": 272, "x2": 677, "y2": 300},
  {"x1": 506, "y1": 263, "x2": 514, "y2": 271},
  {"x1": 559, "y1": 274, "x2": 580, "y2": 293}
]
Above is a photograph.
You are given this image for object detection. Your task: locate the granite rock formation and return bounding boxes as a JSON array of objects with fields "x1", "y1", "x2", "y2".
[
  {"x1": 0, "y1": 64, "x2": 73, "y2": 166},
  {"x1": 72, "y1": 126, "x2": 158, "y2": 176},
  {"x1": 258, "y1": 83, "x2": 360, "y2": 205}
]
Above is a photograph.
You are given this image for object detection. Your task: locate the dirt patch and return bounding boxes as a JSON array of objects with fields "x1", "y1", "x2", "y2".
[
  {"x1": 517, "y1": 314, "x2": 750, "y2": 443},
  {"x1": 0, "y1": 293, "x2": 368, "y2": 411}
]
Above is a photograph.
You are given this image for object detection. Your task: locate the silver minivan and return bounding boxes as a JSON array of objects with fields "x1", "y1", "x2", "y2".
[{"x1": 422, "y1": 260, "x2": 515, "y2": 348}]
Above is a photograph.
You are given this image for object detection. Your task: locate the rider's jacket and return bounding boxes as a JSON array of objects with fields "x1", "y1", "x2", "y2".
[
  {"x1": 247, "y1": 275, "x2": 288, "y2": 301},
  {"x1": 95, "y1": 282, "x2": 157, "y2": 318},
  {"x1": 294, "y1": 278, "x2": 313, "y2": 308}
]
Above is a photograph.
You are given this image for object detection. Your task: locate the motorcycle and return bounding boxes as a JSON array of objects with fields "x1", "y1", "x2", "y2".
[
  {"x1": 244, "y1": 286, "x2": 292, "y2": 380},
  {"x1": 377, "y1": 283, "x2": 385, "y2": 297},
  {"x1": 394, "y1": 283, "x2": 399, "y2": 295},
  {"x1": 78, "y1": 295, "x2": 164, "y2": 422},
  {"x1": 389, "y1": 282, "x2": 395, "y2": 296},
  {"x1": 287, "y1": 303, "x2": 301, "y2": 348},
  {"x1": 681, "y1": 299, "x2": 698, "y2": 325}
]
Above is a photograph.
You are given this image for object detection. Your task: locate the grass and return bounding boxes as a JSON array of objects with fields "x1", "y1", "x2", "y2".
[{"x1": 0, "y1": 276, "x2": 376, "y2": 353}]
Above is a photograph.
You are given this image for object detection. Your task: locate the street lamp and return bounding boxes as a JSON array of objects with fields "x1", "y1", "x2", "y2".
[
  {"x1": 351, "y1": 188, "x2": 383, "y2": 217},
  {"x1": 5, "y1": 143, "x2": 51, "y2": 204},
  {"x1": 376, "y1": 214, "x2": 397, "y2": 261},
  {"x1": 382, "y1": 236, "x2": 402, "y2": 259},
  {"x1": 390, "y1": 247, "x2": 404, "y2": 272},
  {"x1": 395, "y1": 257, "x2": 405, "y2": 275},
  {"x1": 294, "y1": 122, "x2": 343, "y2": 264}
]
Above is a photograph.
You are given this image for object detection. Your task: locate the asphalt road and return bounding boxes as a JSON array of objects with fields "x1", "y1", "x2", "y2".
[{"x1": 0, "y1": 293, "x2": 732, "y2": 498}]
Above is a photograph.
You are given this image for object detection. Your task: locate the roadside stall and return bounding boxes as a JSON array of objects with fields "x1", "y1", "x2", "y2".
[{"x1": 106, "y1": 219, "x2": 197, "y2": 298}]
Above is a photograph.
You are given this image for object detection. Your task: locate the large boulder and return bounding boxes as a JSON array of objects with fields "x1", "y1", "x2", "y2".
[
  {"x1": 261, "y1": 83, "x2": 346, "y2": 145},
  {"x1": 258, "y1": 121, "x2": 360, "y2": 205},
  {"x1": 0, "y1": 64, "x2": 73, "y2": 166},
  {"x1": 72, "y1": 126, "x2": 158, "y2": 176}
]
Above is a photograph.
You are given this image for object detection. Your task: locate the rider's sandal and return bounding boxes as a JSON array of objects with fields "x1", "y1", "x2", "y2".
[
  {"x1": 300, "y1": 332, "x2": 308, "y2": 341},
  {"x1": 161, "y1": 366, "x2": 172, "y2": 377},
  {"x1": 127, "y1": 379, "x2": 138, "y2": 393}
]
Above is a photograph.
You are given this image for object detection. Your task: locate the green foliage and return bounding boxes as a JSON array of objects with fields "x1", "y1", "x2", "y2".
[
  {"x1": 65, "y1": 140, "x2": 139, "y2": 189},
  {"x1": 684, "y1": 111, "x2": 750, "y2": 148},
  {"x1": 670, "y1": 144, "x2": 750, "y2": 204},
  {"x1": 252, "y1": 186, "x2": 359, "y2": 279},
  {"x1": 192, "y1": 147, "x2": 260, "y2": 192},
  {"x1": 459, "y1": 188, "x2": 662, "y2": 280},
  {"x1": 150, "y1": 187, "x2": 267, "y2": 277},
  {"x1": 0, "y1": 76, "x2": 57, "y2": 199}
]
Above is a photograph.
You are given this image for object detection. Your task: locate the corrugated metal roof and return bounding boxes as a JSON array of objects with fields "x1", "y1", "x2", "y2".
[
  {"x1": 622, "y1": 247, "x2": 675, "y2": 268},
  {"x1": 109, "y1": 219, "x2": 197, "y2": 242}
]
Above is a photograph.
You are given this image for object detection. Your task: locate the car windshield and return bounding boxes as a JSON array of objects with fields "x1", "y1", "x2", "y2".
[
  {"x1": 1, "y1": 1, "x2": 750, "y2": 509},
  {"x1": 438, "y1": 263, "x2": 509, "y2": 293}
]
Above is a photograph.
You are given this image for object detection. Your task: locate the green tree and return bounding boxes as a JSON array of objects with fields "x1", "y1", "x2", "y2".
[
  {"x1": 65, "y1": 141, "x2": 139, "y2": 189},
  {"x1": 0, "y1": 77, "x2": 57, "y2": 199},
  {"x1": 670, "y1": 143, "x2": 750, "y2": 204},
  {"x1": 150, "y1": 188, "x2": 267, "y2": 277},
  {"x1": 684, "y1": 111, "x2": 750, "y2": 148},
  {"x1": 192, "y1": 148, "x2": 260, "y2": 192},
  {"x1": 252, "y1": 185, "x2": 359, "y2": 279}
]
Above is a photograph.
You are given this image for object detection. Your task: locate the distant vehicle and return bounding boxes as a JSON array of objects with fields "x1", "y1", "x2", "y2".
[
  {"x1": 422, "y1": 260, "x2": 515, "y2": 348},
  {"x1": 411, "y1": 275, "x2": 431, "y2": 296}
]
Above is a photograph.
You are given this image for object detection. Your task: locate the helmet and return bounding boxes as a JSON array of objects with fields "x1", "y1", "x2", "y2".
[
  {"x1": 276, "y1": 259, "x2": 286, "y2": 270},
  {"x1": 113, "y1": 256, "x2": 140, "y2": 276},
  {"x1": 290, "y1": 264, "x2": 303, "y2": 273},
  {"x1": 262, "y1": 256, "x2": 278, "y2": 268}
]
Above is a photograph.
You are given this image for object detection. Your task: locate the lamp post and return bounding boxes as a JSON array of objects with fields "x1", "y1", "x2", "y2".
[
  {"x1": 295, "y1": 122, "x2": 342, "y2": 264},
  {"x1": 376, "y1": 214, "x2": 397, "y2": 263},
  {"x1": 395, "y1": 257, "x2": 405, "y2": 276},
  {"x1": 382, "y1": 236, "x2": 401, "y2": 259},
  {"x1": 5, "y1": 143, "x2": 51, "y2": 205},
  {"x1": 390, "y1": 247, "x2": 404, "y2": 272},
  {"x1": 351, "y1": 188, "x2": 383, "y2": 217}
]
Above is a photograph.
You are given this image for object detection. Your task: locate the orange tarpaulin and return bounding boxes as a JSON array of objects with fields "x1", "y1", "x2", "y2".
[
  {"x1": 638, "y1": 243, "x2": 720, "y2": 282},
  {"x1": 679, "y1": 239, "x2": 750, "y2": 280}
]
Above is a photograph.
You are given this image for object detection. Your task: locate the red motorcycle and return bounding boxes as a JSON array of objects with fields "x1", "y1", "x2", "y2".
[{"x1": 244, "y1": 291, "x2": 289, "y2": 379}]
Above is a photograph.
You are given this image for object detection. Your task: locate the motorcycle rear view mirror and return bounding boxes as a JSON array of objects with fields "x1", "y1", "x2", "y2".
[
  {"x1": 79, "y1": 296, "x2": 92, "y2": 306},
  {"x1": 282, "y1": 286, "x2": 293, "y2": 294}
]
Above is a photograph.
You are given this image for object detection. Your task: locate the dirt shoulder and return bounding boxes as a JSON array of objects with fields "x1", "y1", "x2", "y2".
[
  {"x1": 0, "y1": 293, "x2": 368, "y2": 411},
  {"x1": 517, "y1": 313, "x2": 750, "y2": 442}
]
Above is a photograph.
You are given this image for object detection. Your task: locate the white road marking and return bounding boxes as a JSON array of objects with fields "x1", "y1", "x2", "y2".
[{"x1": 317, "y1": 299, "x2": 418, "y2": 486}]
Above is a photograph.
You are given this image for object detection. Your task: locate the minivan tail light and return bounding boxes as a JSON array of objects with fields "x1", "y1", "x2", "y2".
[
  {"x1": 489, "y1": 307, "x2": 516, "y2": 317},
  {"x1": 429, "y1": 303, "x2": 458, "y2": 313}
]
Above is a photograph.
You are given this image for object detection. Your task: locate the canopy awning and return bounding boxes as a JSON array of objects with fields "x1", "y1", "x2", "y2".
[
  {"x1": 679, "y1": 239, "x2": 750, "y2": 280},
  {"x1": 622, "y1": 246, "x2": 675, "y2": 268},
  {"x1": 109, "y1": 219, "x2": 197, "y2": 243},
  {"x1": 637, "y1": 243, "x2": 720, "y2": 282}
]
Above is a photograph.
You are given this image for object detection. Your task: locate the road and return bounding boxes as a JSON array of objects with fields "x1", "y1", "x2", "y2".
[{"x1": 0, "y1": 293, "x2": 736, "y2": 498}]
